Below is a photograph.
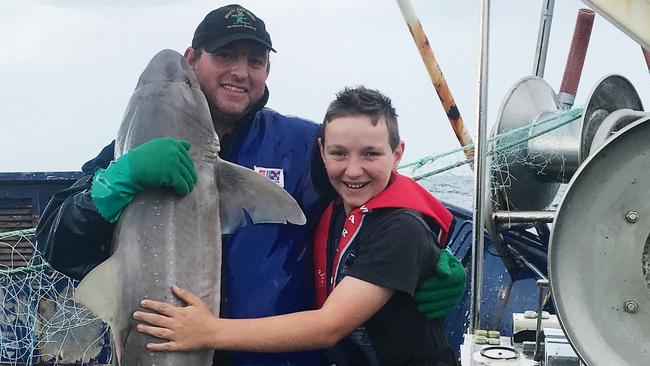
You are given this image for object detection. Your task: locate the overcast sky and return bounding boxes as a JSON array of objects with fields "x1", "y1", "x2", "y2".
[{"x1": 1, "y1": 0, "x2": 648, "y2": 172}]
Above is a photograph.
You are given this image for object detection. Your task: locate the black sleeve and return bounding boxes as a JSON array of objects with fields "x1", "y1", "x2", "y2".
[
  {"x1": 35, "y1": 142, "x2": 116, "y2": 281},
  {"x1": 345, "y1": 209, "x2": 441, "y2": 296}
]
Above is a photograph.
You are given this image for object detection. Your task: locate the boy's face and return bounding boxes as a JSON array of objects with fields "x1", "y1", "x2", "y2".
[{"x1": 319, "y1": 115, "x2": 404, "y2": 213}]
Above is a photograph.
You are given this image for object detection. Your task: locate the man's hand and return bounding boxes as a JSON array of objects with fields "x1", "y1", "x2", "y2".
[
  {"x1": 133, "y1": 286, "x2": 217, "y2": 352},
  {"x1": 414, "y1": 249, "x2": 466, "y2": 319},
  {"x1": 91, "y1": 137, "x2": 197, "y2": 222},
  {"x1": 126, "y1": 137, "x2": 197, "y2": 194}
]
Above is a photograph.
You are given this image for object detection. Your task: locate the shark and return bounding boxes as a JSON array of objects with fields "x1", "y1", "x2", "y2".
[{"x1": 74, "y1": 49, "x2": 306, "y2": 365}]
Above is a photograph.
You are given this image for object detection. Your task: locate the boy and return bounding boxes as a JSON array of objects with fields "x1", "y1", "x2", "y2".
[{"x1": 134, "y1": 86, "x2": 461, "y2": 365}]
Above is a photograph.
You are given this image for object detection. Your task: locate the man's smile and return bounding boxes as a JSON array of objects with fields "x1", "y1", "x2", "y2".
[{"x1": 222, "y1": 84, "x2": 247, "y2": 93}]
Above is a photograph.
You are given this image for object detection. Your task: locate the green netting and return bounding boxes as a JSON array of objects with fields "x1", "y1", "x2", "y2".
[
  {"x1": 398, "y1": 108, "x2": 583, "y2": 205},
  {"x1": 398, "y1": 107, "x2": 583, "y2": 180}
]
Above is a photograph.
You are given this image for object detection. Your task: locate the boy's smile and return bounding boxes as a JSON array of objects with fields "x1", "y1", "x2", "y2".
[
  {"x1": 343, "y1": 182, "x2": 368, "y2": 189},
  {"x1": 320, "y1": 115, "x2": 404, "y2": 214}
]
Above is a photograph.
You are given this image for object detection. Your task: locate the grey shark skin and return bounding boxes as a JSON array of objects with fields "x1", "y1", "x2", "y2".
[{"x1": 74, "y1": 49, "x2": 306, "y2": 366}]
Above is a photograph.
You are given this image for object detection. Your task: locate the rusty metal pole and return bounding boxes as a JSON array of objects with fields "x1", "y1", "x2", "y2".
[
  {"x1": 558, "y1": 9, "x2": 595, "y2": 108},
  {"x1": 396, "y1": 0, "x2": 475, "y2": 163},
  {"x1": 533, "y1": 0, "x2": 555, "y2": 78}
]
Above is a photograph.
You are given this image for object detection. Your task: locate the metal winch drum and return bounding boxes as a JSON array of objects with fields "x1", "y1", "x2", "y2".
[
  {"x1": 490, "y1": 74, "x2": 643, "y2": 211},
  {"x1": 549, "y1": 117, "x2": 650, "y2": 366},
  {"x1": 485, "y1": 73, "x2": 649, "y2": 365}
]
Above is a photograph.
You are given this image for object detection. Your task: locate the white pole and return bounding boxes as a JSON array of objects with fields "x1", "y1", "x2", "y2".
[{"x1": 470, "y1": 0, "x2": 490, "y2": 334}]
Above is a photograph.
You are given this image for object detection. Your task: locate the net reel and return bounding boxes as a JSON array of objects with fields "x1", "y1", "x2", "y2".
[
  {"x1": 485, "y1": 73, "x2": 647, "y2": 285},
  {"x1": 490, "y1": 74, "x2": 644, "y2": 212},
  {"x1": 549, "y1": 116, "x2": 650, "y2": 366}
]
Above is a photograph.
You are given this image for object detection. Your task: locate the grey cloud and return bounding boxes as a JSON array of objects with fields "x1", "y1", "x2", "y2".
[{"x1": 38, "y1": 0, "x2": 186, "y2": 8}]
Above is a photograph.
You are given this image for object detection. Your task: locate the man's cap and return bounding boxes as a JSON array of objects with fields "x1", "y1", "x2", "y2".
[{"x1": 192, "y1": 4, "x2": 276, "y2": 53}]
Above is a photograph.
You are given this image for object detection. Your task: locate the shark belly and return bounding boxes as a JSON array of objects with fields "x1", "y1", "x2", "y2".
[{"x1": 117, "y1": 162, "x2": 221, "y2": 365}]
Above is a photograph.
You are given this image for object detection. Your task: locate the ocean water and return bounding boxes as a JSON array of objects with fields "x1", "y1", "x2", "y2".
[
  {"x1": 418, "y1": 173, "x2": 568, "y2": 211},
  {"x1": 419, "y1": 173, "x2": 474, "y2": 209}
]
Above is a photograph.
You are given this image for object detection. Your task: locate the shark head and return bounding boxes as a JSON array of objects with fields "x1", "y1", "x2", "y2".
[
  {"x1": 113, "y1": 49, "x2": 220, "y2": 158},
  {"x1": 136, "y1": 49, "x2": 200, "y2": 90}
]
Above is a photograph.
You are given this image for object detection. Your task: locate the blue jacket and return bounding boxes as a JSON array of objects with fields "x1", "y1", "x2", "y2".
[{"x1": 36, "y1": 107, "x2": 326, "y2": 365}]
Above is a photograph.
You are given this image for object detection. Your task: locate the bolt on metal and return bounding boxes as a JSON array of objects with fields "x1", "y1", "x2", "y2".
[
  {"x1": 624, "y1": 300, "x2": 639, "y2": 313},
  {"x1": 625, "y1": 211, "x2": 639, "y2": 223}
]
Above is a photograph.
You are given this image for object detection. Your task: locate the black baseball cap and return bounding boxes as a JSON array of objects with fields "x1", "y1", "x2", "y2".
[{"x1": 192, "y1": 4, "x2": 276, "y2": 53}]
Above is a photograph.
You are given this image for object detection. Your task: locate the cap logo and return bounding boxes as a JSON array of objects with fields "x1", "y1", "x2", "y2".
[{"x1": 224, "y1": 7, "x2": 257, "y2": 31}]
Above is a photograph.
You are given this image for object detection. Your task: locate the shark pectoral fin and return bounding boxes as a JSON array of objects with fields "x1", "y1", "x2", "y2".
[
  {"x1": 75, "y1": 256, "x2": 120, "y2": 324},
  {"x1": 216, "y1": 160, "x2": 307, "y2": 235},
  {"x1": 74, "y1": 257, "x2": 128, "y2": 365}
]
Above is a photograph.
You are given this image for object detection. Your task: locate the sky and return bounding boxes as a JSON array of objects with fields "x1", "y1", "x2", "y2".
[{"x1": 1, "y1": 0, "x2": 648, "y2": 172}]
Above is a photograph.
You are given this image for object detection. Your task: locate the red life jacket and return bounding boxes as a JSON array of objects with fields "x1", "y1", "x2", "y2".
[{"x1": 312, "y1": 172, "x2": 453, "y2": 308}]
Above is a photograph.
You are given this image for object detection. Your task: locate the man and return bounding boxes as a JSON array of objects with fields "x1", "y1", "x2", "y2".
[{"x1": 36, "y1": 5, "x2": 465, "y2": 366}]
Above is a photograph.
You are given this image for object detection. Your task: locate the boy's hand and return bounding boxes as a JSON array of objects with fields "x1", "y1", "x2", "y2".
[
  {"x1": 133, "y1": 286, "x2": 217, "y2": 352},
  {"x1": 414, "y1": 249, "x2": 466, "y2": 319}
]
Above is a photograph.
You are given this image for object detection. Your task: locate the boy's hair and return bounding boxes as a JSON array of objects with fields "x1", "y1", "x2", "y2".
[{"x1": 322, "y1": 86, "x2": 400, "y2": 151}]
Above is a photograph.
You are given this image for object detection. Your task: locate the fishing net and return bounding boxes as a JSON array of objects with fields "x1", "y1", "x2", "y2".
[
  {"x1": 399, "y1": 107, "x2": 583, "y2": 208},
  {"x1": 0, "y1": 229, "x2": 111, "y2": 365},
  {"x1": 0, "y1": 107, "x2": 583, "y2": 364}
]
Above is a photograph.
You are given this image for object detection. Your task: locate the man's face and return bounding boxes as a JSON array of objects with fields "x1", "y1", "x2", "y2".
[{"x1": 187, "y1": 39, "x2": 270, "y2": 122}]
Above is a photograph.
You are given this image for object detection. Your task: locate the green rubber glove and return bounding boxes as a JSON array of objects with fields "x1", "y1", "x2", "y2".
[
  {"x1": 91, "y1": 137, "x2": 197, "y2": 223},
  {"x1": 414, "y1": 248, "x2": 467, "y2": 319}
]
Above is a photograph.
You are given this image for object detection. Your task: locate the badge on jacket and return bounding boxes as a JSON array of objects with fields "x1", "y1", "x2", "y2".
[{"x1": 254, "y1": 166, "x2": 285, "y2": 187}]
